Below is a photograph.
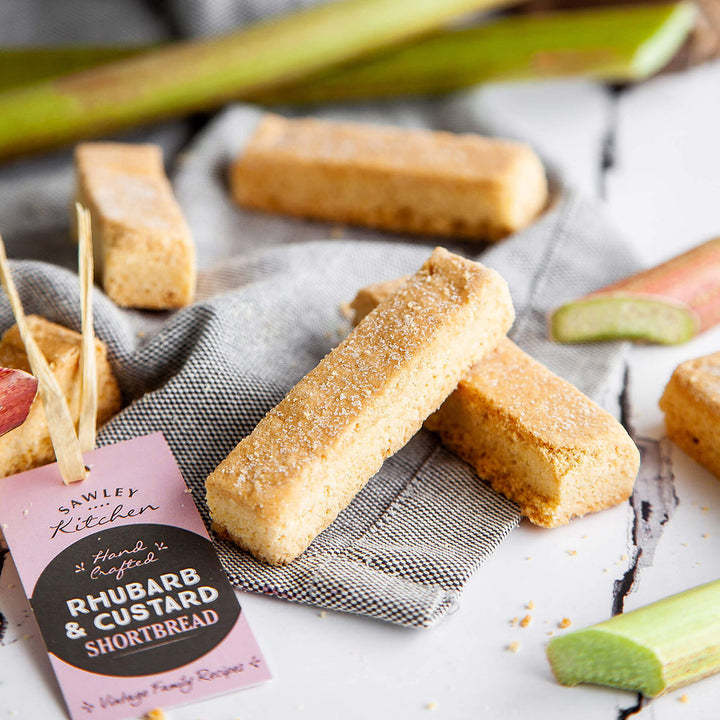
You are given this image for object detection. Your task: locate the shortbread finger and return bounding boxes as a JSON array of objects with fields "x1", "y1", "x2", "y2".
[
  {"x1": 660, "y1": 351, "x2": 720, "y2": 479},
  {"x1": 206, "y1": 248, "x2": 514, "y2": 565},
  {"x1": 74, "y1": 142, "x2": 196, "y2": 309},
  {"x1": 0, "y1": 316, "x2": 122, "y2": 478},
  {"x1": 231, "y1": 115, "x2": 548, "y2": 242},
  {"x1": 351, "y1": 278, "x2": 640, "y2": 527}
]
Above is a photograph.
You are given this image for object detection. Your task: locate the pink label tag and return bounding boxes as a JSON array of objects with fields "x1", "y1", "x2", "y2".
[{"x1": 0, "y1": 433, "x2": 270, "y2": 719}]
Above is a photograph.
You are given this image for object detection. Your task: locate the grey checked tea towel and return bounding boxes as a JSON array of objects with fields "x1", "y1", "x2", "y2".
[{"x1": 0, "y1": 1, "x2": 640, "y2": 627}]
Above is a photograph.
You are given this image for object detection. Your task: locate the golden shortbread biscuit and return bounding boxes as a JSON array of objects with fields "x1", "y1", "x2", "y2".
[
  {"x1": 231, "y1": 115, "x2": 548, "y2": 242},
  {"x1": 75, "y1": 142, "x2": 196, "y2": 309},
  {"x1": 0, "y1": 316, "x2": 122, "y2": 478},
  {"x1": 352, "y1": 278, "x2": 640, "y2": 527},
  {"x1": 660, "y1": 351, "x2": 720, "y2": 479},
  {"x1": 206, "y1": 248, "x2": 514, "y2": 565}
]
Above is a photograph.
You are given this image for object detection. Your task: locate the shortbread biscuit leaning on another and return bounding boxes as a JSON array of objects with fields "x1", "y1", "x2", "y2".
[
  {"x1": 0, "y1": 316, "x2": 122, "y2": 478},
  {"x1": 74, "y1": 142, "x2": 196, "y2": 309},
  {"x1": 231, "y1": 114, "x2": 548, "y2": 242},
  {"x1": 206, "y1": 248, "x2": 515, "y2": 565},
  {"x1": 660, "y1": 351, "x2": 720, "y2": 479},
  {"x1": 351, "y1": 278, "x2": 640, "y2": 527}
]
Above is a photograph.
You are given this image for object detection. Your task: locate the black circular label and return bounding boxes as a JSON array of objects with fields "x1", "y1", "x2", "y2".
[{"x1": 31, "y1": 524, "x2": 240, "y2": 677}]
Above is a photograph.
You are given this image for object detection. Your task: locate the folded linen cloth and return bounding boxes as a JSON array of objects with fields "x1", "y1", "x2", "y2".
[{"x1": 0, "y1": 1, "x2": 640, "y2": 627}]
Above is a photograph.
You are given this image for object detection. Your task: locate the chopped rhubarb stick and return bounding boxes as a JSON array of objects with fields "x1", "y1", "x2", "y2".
[
  {"x1": 551, "y1": 237, "x2": 720, "y2": 344},
  {"x1": 547, "y1": 579, "x2": 720, "y2": 696},
  {"x1": 0, "y1": 366, "x2": 37, "y2": 437}
]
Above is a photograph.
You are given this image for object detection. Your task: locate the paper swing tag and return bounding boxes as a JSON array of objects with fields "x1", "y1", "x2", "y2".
[
  {"x1": 0, "y1": 434, "x2": 270, "y2": 719},
  {"x1": 0, "y1": 211, "x2": 270, "y2": 719}
]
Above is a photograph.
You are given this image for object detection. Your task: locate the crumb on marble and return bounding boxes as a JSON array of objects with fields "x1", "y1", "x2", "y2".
[
  {"x1": 425, "y1": 702, "x2": 438, "y2": 711},
  {"x1": 526, "y1": 600, "x2": 535, "y2": 610},
  {"x1": 339, "y1": 302, "x2": 354, "y2": 321},
  {"x1": 559, "y1": 618, "x2": 572, "y2": 629},
  {"x1": 520, "y1": 615, "x2": 532, "y2": 628},
  {"x1": 144, "y1": 709, "x2": 165, "y2": 720},
  {"x1": 507, "y1": 641, "x2": 521, "y2": 653},
  {"x1": 679, "y1": 694, "x2": 689, "y2": 704}
]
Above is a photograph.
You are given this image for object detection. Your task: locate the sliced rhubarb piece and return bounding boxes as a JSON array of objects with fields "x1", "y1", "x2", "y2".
[
  {"x1": 0, "y1": 366, "x2": 37, "y2": 437},
  {"x1": 551, "y1": 237, "x2": 720, "y2": 344},
  {"x1": 547, "y1": 579, "x2": 720, "y2": 696},
  {"x1": 551, "y1": 295, "x2": 697, "y2": 345}
]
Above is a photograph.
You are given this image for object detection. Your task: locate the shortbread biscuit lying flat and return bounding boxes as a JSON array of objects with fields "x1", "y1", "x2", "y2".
[
  {"x1": 74, "y1": 142, "x2": 196, "y2": 309},
  {"x1": 352, "y1": 278, "x2": 640, "y2": 527},
  {"x1": 0, "y1": 316, "x2": 122, "y2": 478},
  {"x1": 660, "y1": 351, "x2": 720, "y2": 479},
  {"x1": 206, "y1": 248, "x2": 514, "y2": 565},
  {"x1": 231, "y1": 115, "x2": 548, "y2": 242}
]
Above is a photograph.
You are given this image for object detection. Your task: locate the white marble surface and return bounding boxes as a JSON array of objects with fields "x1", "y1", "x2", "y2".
[{"x1": 2, "y1": 60, "x2": 720, "y2": 720}]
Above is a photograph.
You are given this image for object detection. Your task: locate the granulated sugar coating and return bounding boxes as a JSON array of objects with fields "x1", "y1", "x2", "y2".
[
  {"x1": 205, "y1": 247, "x2": 514, "y2": 566},
  {"x1": 350, "y1": 279, "x2": 640, "y2": 529}
]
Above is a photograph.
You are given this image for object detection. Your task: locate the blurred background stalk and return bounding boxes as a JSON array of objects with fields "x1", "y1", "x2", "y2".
[{"x1": 0, "y1": 0, "x2": 698, "y2": 160}]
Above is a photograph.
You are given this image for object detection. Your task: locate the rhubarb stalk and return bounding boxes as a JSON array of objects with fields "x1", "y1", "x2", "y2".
[
  {"x1": 0, "y1": 367, "x2": 37, "y2": 437},
  {"x1": 253, "y1": 2, "x2": 695, "y2": 105},
  {"x1": 0, "y1": 46, "x2": 148, "y2": 94},
  {"x1": 0, "y1": 0, "x2": 516, "y2": 160},
  {"x1": 551, "y1": 237, "x2": 720, "y2": 344},
  {"x1": 547, "y1": 579, "x2": 720, "y2": 696}
]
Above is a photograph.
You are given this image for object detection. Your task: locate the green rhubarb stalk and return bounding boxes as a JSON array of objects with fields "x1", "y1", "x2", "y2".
[
  {"x1": 551, "y1": 237, "x2": 720, "y2": 345},
  {"x1": 0, "y1": 0, "x2": 517, "y2": 161},
  {"x1": 547, "y1": 579, "x2": 720, "y2": 696},
  {"x1": 0, "y1": 0, "x2": 692, "y2": 131},
  {"x1": 0, "y1": 46, "x2": 149, "y2": 94},
  {"x1": 251, "y1": 1, "x2": 696, "y2": 105}
]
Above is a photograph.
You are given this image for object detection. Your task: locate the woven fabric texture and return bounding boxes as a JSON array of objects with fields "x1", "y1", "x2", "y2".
[{"x1": 0, "y1": 2, "x2": 641, "y2": 627}]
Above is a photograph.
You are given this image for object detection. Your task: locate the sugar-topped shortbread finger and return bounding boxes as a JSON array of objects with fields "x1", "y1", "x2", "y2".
[
  {"x1": 231, "y1": 114, "x2": 548, "y2": 242},
  {"x1": 351, "y1": 278, "x2": 640, "y2": 527},
  {"x1": 74, "y1": 142, "x2": 196, "y2": 309},
  {"x1": 0, "y1": 316, "x2": 122, "y2": 478},
  {"x1": 660, "y1": 351, "x2": 720, "y2": 479},
  {"x1": 206, "y1": 248, "x2": 514, "y2": 565}
]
